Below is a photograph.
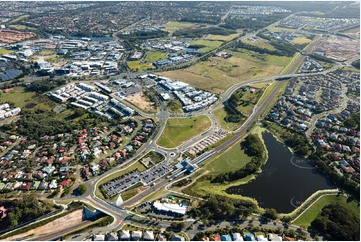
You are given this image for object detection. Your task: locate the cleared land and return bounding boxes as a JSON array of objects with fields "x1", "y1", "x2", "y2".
[
  {"x1": 125, "y1": 92, "x2": 157, "y2": 113},
  {"x1": 165, "y1": 21, "x2": 195, "y2": 33},
  {"x1": 189, "y1": 39, "x2": 223, "y2": 52},
  {"x1": 9, "y1": 24, "x2": 35, "y2": 30},
  {"x1": 206, "y1": 33, "x2": 240, "y2": 41},
  {"x1": 268, "y1": 26, "x2": 297, "y2": 33},
  {"x1": 292, "y1": 36, "x2": 312, "y2": 45},
  {"x1": 158, "y1": 49, "x2": 292, "y2": 94},
  {"x1": 243, "y1": 38, "x2": 276, "y2": 51},
  {"x1": 293, "y1": 195, "x2": 360, "y2": 228},
  {"x1": 157, "y1": 115, "x2": 211, "y2": 148},
  {"x1": 4, "y1": 210, "x2": 85, "y2": 241}
]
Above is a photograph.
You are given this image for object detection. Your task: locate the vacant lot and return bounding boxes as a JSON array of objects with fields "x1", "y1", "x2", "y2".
[
  {"x1": 165, "y1": 21, "x2": 195, "y2": 33},
  {"x1": 145, "y1": 51, "x2": 167, "y2": 63},
  {"x1": 206, "y1": 33, "x2": 240, "y2": 41},
  {"x1": 243, "y1": 38, "x2": 276, "y2": 50},
  {"x1": 293, "y1": 195, "x2": 360, "y2": 228},
  {"x1": 127, "y1": 61, "x2": 153, "y2": 72},
  {"x1": 292, "y1": 36, "x2": 312, "y2": 45},
  {"x1": 212, "y1": 107, "x2": 241, "y2": 131},
  {"x1": 189, "y1": 39, "x2": 223, "y2": 52},
  {"x1": 0, "y1": 48, "x2": 13, "y2": 55},
  {"x1": 5, "y1": 210, "x2": 85, "y2": 241},
  {"x1": 0, "y1": 87, "x2": 57, "y2": 111},
  {"x1": 158, "y1": 49, "x2": 292, "y2": 94},
  {"x1": 157, "y1": 115, "x2": 211, "y2": 148},
  {"x1": 125, "y1": 92, "x2": 157, "y2": 113}
]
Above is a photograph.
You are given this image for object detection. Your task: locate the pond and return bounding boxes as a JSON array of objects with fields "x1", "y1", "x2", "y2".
[{"x1": 226, "y1": 131, "x2": 335, "y2": 213}]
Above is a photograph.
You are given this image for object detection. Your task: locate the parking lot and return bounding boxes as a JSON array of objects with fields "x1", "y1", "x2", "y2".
[{"x1": 102, "y1": 163, "x2": 171, "y2": 198}]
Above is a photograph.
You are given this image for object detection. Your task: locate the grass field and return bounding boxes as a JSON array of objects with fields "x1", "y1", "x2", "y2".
[
  {"x1": 293, "y1": 195, "x2": 360, "y2": 228},
  {"x1": 292, "y1": 36, "x2": 312, "y2": 45},
  {"x1": 145, "y1": 52, "x2": 167, "y2": 63},
  {"x1": 206, "y1": 33, "x2": 240, "y2": 41},
  {"x1": 243, "y1": 38, "x2": 276, "y2": 51},
  {"x1": 9, "y1": 14, "x2": 29, "y2": 23},
  {"x1": 183, "y1": 126, "x2": 266, "y2": 206},
  {"x1": 9, "y1": 24, "x2": 35, "y2": 30},
  {"x1": 268, "y1": 26, "x2": 297, "y2": 33},
  {"x1": 165, "y1": 21, "x2": 195, "y2": 33},
  {"x1": 258, "y1": 82, "x2": 277, "y2": 105},
  {"x1": 212, "y1": 107, "x2": 241, "y2": 131},
  {"x1": 0, "y1": 87, "x2": 57, "y2": 111},
  {"x1": 127, "y1": 61, "x2": 153, "y2": 71},
  {"x1": 38, "y1": 49, "x2": 56, "y2": 56},
  {"x1": 0, "y1": 48, "x2": 13, "y2": 55},
  {"x1": 121, "y1": 183, "x2": 143, "y2": 201},
  {"x1": 158, "y1": 49, "x2": 292, "y2": 94},
  {"x1": 341, "y1": 27, "x2": 360, "y2": 33},
  {"x1": 166, "y1": 100, "x2": 183, "y2": 113},
  {"x1": 157, "y1": 115, "x2": 211, "y2": 148},
  {"x1": 189, "y1": 40, "x2": 223, "y2": 52}
]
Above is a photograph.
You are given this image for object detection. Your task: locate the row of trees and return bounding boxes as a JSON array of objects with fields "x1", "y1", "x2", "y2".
[
  {"x1": 237, "y1": 40, "x2": 295, "y2": 57},
  {"x1": 173, "y1": 27, "x2": 236, "y2": 39},
  {"x1": 221, "y1": 14, "x2": 289, "y2": 31},
  {"x1": 180, "y1": 13, "x2": 221, "y2": 25}
]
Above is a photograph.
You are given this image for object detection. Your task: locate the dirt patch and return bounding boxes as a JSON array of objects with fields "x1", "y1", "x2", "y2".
[
  {"x1": 5, "y1": 209, "x2": 84, "y2": 241},
  {"x1": 125, "y1": 92, "x2": 156, "y2": 113}
]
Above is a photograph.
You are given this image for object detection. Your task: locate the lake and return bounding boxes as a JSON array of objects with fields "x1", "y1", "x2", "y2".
[{"x1": 226, "y1": 131, "x2": 335, "y2": 213}]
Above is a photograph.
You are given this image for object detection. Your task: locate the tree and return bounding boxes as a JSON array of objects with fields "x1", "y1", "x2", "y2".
[
  {"x1": 75, "y1": 184, "x2": 88, "y2": 195},
  {"x1": 264, "y1": 208, "x2": 278, "y2": 221}
]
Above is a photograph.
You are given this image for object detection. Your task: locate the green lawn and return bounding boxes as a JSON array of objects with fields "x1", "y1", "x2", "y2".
[
  {"x1": 190, "y1": 40, "x2": 223, "y2": 52},
  {"x1": 157, "y1": 115, "x2": 211, "y2": 148},
  {"x1": 0, "y1": 48, "x2": 14, "y2": 55},
  {"x1": 145, "y1": 52, "x2": 167, "y2": 63},
  {"x1": 258, "y1": 82, "x2": 277, "y2": 105},
  {"x1": 293, "y1": 195, "x2": 360, "y2": 228},
  {"x1": 212, "y1": 107, "x2": 241, "y2": 131},
  {"x1": 121, "y1": 183, "x2": 143, "y2": 201},
  {"x1": 183, "y1": 126, "x2": 267, "y2": 206}
]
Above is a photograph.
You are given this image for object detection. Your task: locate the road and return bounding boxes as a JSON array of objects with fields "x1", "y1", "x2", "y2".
[{"x1": 19, "y1": 11, "x2": 346, "y2": 241}]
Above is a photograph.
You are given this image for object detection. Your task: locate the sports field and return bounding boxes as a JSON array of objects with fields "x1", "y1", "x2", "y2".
[{"x1": 157, "y1": 115, "x2": 211, "y2": 148}]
